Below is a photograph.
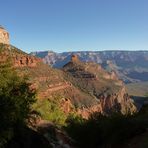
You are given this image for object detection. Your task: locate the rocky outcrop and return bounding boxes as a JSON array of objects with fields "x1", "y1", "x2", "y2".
[
  {"x1": 0, "y1": 26, "x2": 9, "y2": 44},
  {"x1": 77, "y1": 87, "x2": 136, "y2": 118},
  {"x1": 99, "y1": 86, "x2": 136, "y2": 114},
  {"x1": 60, "y1": 98, "x2": 73, "y2": 113},
  {"x1": 61, "y1": 86, "x2": 136, "y2": 118},
  {"x1": 77, "y1": 104, "x2": 102, "y2": 118},
  {"x1": 0, "y1": 48, "x2": 41, "y2": 67},
  {"x1": 63, "y1": 55, "x2": 137, "y2": 116},
  {"x1": 71, "y1": 54, "x2": 80, "y2": 63},
  {"x1": 13, "y1": 55, "x2": 41, "y2": 67}
]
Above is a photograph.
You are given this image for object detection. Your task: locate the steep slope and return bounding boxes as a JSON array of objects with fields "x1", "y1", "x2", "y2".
[
  {"x1": 1, "y1": 44, "x2": 136, "y2": 117},
  {"x1": 0, "y1": 44, "x2": 67, "y2": 99},
  {"x1": 0, "y1": 44, "x2": 98, "y2": 117},
  {"x1": 62, "y1": 55, "x2": 136, "y2": 115}
]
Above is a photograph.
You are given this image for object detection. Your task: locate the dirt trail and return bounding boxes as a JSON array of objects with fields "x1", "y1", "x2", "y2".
[{"x1": 47, "y1": 83, "x2": 70, "y2": 92}]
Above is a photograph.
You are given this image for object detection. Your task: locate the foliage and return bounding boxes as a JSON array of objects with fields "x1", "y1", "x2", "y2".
[
  {"x1": 65, "y1": 107, "x2": 148, "y2": 148},
  {"x1": 33, "y1": 96, "x2": 67, "y2": 126},
  {"x1": 0, "y1": 60, "x2": 36, "y2": 147}
]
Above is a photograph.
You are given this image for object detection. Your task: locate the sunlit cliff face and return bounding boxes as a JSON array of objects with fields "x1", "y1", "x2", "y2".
[{"x1": 0, "y1": 26, "x2": 9, "y2": 44}]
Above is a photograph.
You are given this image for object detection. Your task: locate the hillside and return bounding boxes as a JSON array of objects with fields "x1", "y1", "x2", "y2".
[{"x1": 0, "y1": 44, "x2": 136, "y2": 117}]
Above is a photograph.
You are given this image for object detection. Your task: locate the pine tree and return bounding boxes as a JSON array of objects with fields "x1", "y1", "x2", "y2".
[{"x1": 0, "y1": 59, "x2": 36, "y2": 147}]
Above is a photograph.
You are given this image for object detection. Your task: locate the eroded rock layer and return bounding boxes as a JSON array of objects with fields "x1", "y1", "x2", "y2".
[{"x1": 0, "y1": 44, "x2": 137, "y2": 118}]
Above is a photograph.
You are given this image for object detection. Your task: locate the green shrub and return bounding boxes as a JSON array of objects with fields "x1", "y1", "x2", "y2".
[{"x1": 34, "y1": 96, "x2": 67, "y2": 126}]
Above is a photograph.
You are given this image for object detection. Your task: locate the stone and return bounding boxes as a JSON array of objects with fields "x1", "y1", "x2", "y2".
[
  {"x1": 0, "y1": 26, "x2": 9, "y2": 44},
  {"x1": 71, "y1": 54, "x2": 79, "y2": 63}
]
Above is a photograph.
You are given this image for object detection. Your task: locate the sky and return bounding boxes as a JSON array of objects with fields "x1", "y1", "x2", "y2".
[{"x1": 0, "y1": 0, "x2": 148, "y2": 53}]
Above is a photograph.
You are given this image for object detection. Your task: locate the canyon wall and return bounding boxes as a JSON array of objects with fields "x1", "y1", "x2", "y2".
[{"x1": 0, "y1": 26, "x2": 9, "y2": 44}]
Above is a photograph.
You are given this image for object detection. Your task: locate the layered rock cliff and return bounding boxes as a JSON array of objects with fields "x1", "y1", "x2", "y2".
[
  {"x1": 31, "y1": 50, "x2": 148, "y2": 83},
  {"x1": 63, "y1": 55, "x2": 137, "y2": 116},
  {"x1": 0, "y1": 44, "x2": 137, "y2": 118}
]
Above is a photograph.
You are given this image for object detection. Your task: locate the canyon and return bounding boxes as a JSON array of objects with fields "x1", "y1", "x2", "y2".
[
  {"x1": 0, "y1": 43, "x2": 137, "y2": 118},
  {"x1": 31, "y1": 50, "x2": 148, "y2": 98}
]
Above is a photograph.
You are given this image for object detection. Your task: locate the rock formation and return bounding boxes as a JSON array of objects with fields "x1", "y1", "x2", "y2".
[
  {"x1": 13, "y1": 55, "x2": 41, "y2": 67},
  {"x1": 0, "y1": 44, "x2": 41, "y2": 67},
  {"x1": 63, "y1": 54, "x2": 137, "y2": 115},
  {"x1": 71, "y1": 54, "x2": 79, "y2": 63},
  {"x1": 0, "y1": 44, "x2": 137, "y2": 118},
  {"x1": 0, "y1": 26, "x2": 9, "y2": 44}
]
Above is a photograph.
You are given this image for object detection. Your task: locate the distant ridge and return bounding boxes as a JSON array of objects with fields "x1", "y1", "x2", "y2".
[{"x1": 31, "y1": 50, "x2": 148, "y2": 84}]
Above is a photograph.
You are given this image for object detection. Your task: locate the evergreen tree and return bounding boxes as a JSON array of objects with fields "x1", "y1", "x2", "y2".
[{"x1": 0, "y1": 60, "x2": 36, "y2": 147}]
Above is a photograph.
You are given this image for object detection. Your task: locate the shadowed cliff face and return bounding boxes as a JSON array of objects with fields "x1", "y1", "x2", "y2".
[{"x1": 0, "y1": 44, "x2": 137, "y2": 118}]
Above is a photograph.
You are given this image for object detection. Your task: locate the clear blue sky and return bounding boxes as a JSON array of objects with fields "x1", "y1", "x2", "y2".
[{"x1": 0, "y1": 0, "x2": 148, "y2": 53}]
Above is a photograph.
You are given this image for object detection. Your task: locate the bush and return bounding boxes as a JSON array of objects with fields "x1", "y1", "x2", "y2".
[
  {"x1": 33, "y1": 96, "x2": 67, "y2": 126},
  {"x1": 65, "y1": 109, "x2": 148, "y2": 148}
]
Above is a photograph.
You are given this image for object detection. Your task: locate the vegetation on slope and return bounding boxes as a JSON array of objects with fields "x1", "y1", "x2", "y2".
[
  {"x1": 33, "y1": 96, "x2": 67, "y2": 126},
  {"x1": 0, "y1": 57, "x2": 51, "y2": 148}
]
